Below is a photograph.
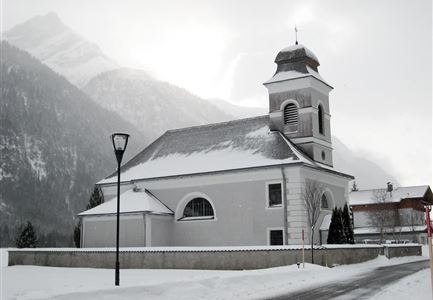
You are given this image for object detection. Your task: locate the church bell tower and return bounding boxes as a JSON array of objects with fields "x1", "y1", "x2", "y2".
[{"x1": 264, "y1": 43, "x2": 334, "y2": 166}]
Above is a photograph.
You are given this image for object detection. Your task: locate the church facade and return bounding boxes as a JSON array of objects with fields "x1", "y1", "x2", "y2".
[{"x1": 78, "y1": 43, "x2": 354, "y2": 247}]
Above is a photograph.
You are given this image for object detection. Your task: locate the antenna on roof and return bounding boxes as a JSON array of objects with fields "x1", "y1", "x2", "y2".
[
  {"x1": 295, "y1": 25, "x2": 298, "y2": 45},
  {"x1": 351, "y1": 181, "x2": 359, "y2": 192},
  {"x1": 387, "y1": 182, "x2": 393, "y2": 197}
]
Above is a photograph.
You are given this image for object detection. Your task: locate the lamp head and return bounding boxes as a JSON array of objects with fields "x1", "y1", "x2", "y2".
[
  {"x1": 111, "y1": 133, "x2": 130, "y2": 164},
  {"x1": 111, "y1": 133, "x2": 130, "y2": 152}
]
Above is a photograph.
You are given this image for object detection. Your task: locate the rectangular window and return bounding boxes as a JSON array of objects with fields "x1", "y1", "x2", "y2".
[
  {"x1": 270, "y1": 230, "x2": 284, "y2": 245},
  {"x1": 268, "y1": 183, "x2": 282, "y2": 207}
]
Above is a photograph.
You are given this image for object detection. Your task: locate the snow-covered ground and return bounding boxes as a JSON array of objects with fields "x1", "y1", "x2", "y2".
[
  {"x1": 373, "y1": 268, "x2": 431, "y2": 300},
  {"x1": 0, "y1": 247, "x2": 430, "y2": 299}
]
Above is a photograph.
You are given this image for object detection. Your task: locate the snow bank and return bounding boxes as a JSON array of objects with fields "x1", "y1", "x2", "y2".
[
  {"x1": 1, "y1": 248, "x2": 9, "y2": 268},
  {"x1": 1, "y1": 253, "x2": 427, "y2": 300}
]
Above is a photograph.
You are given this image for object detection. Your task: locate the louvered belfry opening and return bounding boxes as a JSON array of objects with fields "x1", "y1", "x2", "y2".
[{"x1": 283, "y1": 103, "x2": 298, "y2": 126}]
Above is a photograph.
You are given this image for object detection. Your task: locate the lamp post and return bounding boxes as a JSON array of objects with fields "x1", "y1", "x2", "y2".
[{"x1": 111, "y1": 133, "x2": 130, "y2": 286}]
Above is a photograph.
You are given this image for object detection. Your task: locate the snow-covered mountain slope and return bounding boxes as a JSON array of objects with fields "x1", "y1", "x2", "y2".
[
  {"x1": 332, "y1": 136, "x2": 400, "y2": 189},
  {"x1": 3, "y1": 12, "x2": 118, "y2": 87},
  {"x1": 83, "y1": 68, "x2": 233, "y2": 140},
  {"x1": 209, "y1": 98, "x2": 267, "y2": 119},
  {"x1": 0, "y1": 42, "x2": 146, "y2": 243}
]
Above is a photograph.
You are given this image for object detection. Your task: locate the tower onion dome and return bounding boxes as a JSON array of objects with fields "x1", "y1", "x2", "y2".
[
  {"x1": 274, "y1": 44, "x2": 320, "y2": 73},
  {"x1": 265, "y1": 43, "x2": 331, "y2": 87}
]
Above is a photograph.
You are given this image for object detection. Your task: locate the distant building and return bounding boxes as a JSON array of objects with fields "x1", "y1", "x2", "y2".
[
  {"x1": 349, "y1": 184, "x2": 433, "y2": 244},
  {"x1": 78, "y1": 43, "x2": 353, "y2": 247}
]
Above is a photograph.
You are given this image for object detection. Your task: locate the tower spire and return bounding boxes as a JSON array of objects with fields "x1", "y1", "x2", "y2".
[{"x1": 295, "y1": 25, "x2": 298, "y2": 45}]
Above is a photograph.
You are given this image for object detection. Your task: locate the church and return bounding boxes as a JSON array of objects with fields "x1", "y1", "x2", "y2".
[{"x1": 78, "y1": 42, "x2": 354, "y2": 247}]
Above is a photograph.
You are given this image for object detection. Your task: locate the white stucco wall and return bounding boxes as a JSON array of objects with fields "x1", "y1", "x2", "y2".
[
  {"x1": 299, "y1": 166, "x2": 350, "y2": 245},
  {"x1": 82, "y1": 214, "x2": 145, "y2": 247},
  {"x1": 148, "y1": 215, "x2": 173, "y2": 247},
  {"x1": 353, "y1": 208, "x2": 425, "y2": 229},
  {"x1": 353, "y1": 211, "x2": 371, "y2": 228},
  {"x1": 101, "y1": 167, "x2": 286, "y2": 246},
  {"x1": 97, "y1": 164, "x2": 351, "y2": 247}
]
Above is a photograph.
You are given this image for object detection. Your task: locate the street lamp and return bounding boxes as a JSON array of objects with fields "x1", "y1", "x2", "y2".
[{"x1": 111, "y1": 133, "x2": 130, "y2": 286}]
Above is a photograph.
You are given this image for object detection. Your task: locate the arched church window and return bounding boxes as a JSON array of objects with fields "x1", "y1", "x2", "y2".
[
  {"x1": 283, "y1": 103, "x2": 298, "y2": 126},
  {"x1": 183, "y1": 197, "x2": 214, "y2": 218},
  {"x1": 318, "y1": 104, "x2": 324, "y2": 134},
  {"x1": 321, "y1": 194, "x2": 329, "y2": 209}
]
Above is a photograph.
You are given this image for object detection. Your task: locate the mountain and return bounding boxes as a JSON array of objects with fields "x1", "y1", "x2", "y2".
[
  {"x1": 3, "y1": 12, "x2": 118, "y2": 87},
  {"x1": 82, "y1": 68, "x2": 233, "y2": 140},
  {"x1": 332, "y1": 136, "x2": 400, "y2": 190},
  {"x1": 0, "y1": 42, "x2": 146, "y2": 244},
  {"x1": 209, "y1": 98, "x2": 267, "y2": 119}
]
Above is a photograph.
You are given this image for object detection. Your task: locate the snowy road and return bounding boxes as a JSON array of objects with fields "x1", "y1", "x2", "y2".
[{"x1": 270, "y1": 259, "x2": 429, "y2": 300}]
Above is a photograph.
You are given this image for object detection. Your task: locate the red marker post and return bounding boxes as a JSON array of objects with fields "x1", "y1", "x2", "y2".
[
  {"x1": 302, "y1": 229, "x2": 305, "y2": 268},
  {"x1": 426, "y1": 207, "x2": 433, "y2": 298}
]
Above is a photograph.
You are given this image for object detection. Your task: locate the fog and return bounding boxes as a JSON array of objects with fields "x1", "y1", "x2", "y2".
[{"x1": 2, "y1": 0, "x2": 432, "y2": 187}]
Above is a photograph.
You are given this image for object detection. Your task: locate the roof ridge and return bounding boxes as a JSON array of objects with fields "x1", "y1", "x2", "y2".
[
  {"x1": 395, "y1": 185, "x2": 429, "y2": 189},
  {"x1": 352, "y1": 185, "x2": 429, "y2": 192},
  {"x1": 166, "y1": 115, "x2": 269, "y2": 134}
]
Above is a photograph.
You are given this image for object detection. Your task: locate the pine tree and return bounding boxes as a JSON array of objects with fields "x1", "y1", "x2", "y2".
[
  {"x1": 327, "y1": 207, "x2": 347, "y2": 244},
  {"x1": 342, "y1": 203, "x2": 355, "y2": 244},
  {"x1": 327, "y1": 208, "x2": 339, "y2": 244},
  {"x1": 0, "y1": 224, "x2": 11, "y2": 247},
  {"x1": 15, "y1": 221, "x2": 38, "y2": 248},
  {"x1": 73, "y1": 222, "x2": 81, "y2": 248},
  {"x1": 86, "y1": 186, "x2": 104, "y2": 210},
  {"x1": 335, "y1": 208, "x2": 347, "y2": 244}
]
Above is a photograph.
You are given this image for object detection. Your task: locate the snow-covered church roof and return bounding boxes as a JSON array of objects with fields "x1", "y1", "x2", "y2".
[
  {"x1": 99, "y1": 115, "x2": 352, "y2": 185},
  {"x1": 78, "y1": 189, "x2": 173, "y2": 216}
]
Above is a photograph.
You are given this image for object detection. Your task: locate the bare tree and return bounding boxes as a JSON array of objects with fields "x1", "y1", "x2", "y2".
[
  {"x1": 391, "y1": 210, "x2": 403, "y2": 242},
  {"x1": 302, "y1": 179, "x2": 325, "y2": 264},
  {"x1": 403, "y1": 209, "x2": 423, "y2": 241},
  {"x1": 368, "y1": 189, "x2": 398, "y2": 243}
]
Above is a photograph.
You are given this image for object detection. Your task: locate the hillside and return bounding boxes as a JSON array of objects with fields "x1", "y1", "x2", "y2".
[
  {"x1": 209, "y1": 98, "x2": 267, "y2": 119},
  {"x1": 333, "y1": 136, "x2": 399, "y2": 189},
  {"x1": 83, "y1": 68, "x2": 233, "y2": 140},
  {"x1": 0, "y1": 42, "x2": 146, "y2": 245}
]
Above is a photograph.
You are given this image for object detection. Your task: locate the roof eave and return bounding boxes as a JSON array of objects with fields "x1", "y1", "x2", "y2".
[
  {"x1": 96, "y1": 162, "x2": 307, "y2": 187},
  {"x1": 303, "y1": 164, "x2": 355, "y2": 180},
  {"x1": 97, "y1": 160, "x2": 354, "y2": 188},
  {"x1": 263, "y1": 74, "x2": 334, "y2": 89},
  {"x1": 78, "y1": 211, "x2": 174, "y2": 217}
]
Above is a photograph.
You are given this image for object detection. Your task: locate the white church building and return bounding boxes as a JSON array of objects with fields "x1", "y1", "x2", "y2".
[{"x1": 78, "y1": 43, "x2": 354, "y2": 247}]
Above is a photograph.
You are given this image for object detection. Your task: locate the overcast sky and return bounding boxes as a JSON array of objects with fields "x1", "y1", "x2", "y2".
[{"x1": 2, "y1": 0, "x2": 432, "y2": 187}]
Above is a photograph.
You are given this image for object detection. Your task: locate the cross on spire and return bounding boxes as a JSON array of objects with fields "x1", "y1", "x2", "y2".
[{"x1": 295, "y1": 25, "x2": 298, "y2": 45}]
